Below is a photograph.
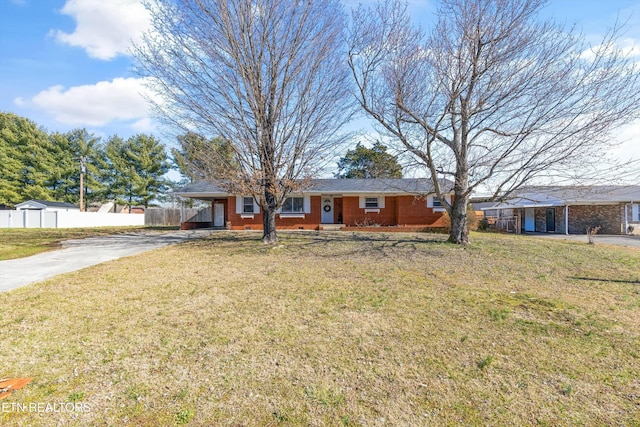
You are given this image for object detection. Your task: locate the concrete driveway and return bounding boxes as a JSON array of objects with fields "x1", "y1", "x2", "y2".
[
  {"x1": 0, "y1": 230, "x2": 212, "y2": 292},
  {"x1": 526, "y1": 233, "x2": 640, "y2": 249}
]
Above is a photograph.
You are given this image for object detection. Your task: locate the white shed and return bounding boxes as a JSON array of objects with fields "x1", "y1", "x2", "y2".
[{"x1": 15, "y1": 200, "x2": 79, "y2": 212}]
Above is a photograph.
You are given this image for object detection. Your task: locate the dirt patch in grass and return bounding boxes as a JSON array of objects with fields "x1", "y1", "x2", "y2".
[
  {"x1": 0, "y1": 231, "x2": 638, "y2": 426},
  {"x1": 0, "y1": 226, "x2": 178, "y2": 260}
]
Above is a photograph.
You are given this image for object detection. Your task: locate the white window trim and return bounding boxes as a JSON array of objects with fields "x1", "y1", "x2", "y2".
[
  {"x1": 276, "y1": 195, "x2": 311, "y2": 215},
  {"x1": 359, "y1": 195, "x2": 385, "y2": 209},
  {"x1": 280, "y1": 196, "x2": 305, "y2": 214},
  {"x1": 278, "y1": 213, "x2": 306, "y2": 219},
  {"x1": 236, "y1": 196, "x2": 260, "y2": 215},
  {"x1": 364, "y1": 208, "x2": 380, "y2": 214},
  {"x1": 427, "y1": 194, "x2": 449, "y2": 212}
]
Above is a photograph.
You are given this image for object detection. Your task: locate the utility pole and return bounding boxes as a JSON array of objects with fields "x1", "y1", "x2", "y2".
[{"x1": 79, "y1": 156, "x2": 86, "y2": 211}]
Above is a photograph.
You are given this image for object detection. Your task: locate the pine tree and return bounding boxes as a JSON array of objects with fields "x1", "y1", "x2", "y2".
[
  {"x1": 66, "y1": 129, "x2": 106, "y2": 209},
  {"x1": 48, "y1": 129, "x2": 106, "y2": 207},
  {"x1": 336, "y1": 141, "x2": 402, "y2": 179},
  {"x1": 0, "y1": 112, "x2": 55, "y2": 205},
  {"x1": 0, "y1": 114, "x2": 24, "y2": 206},
  {"x1": 171, "y1": 132, "x2": 238, "y2": 182},
  {"x1": 103, "y1": 135, "x2": 130, "y2": 210},
  {"x1": 105, "y1": 134, "x2": 170, "y2": 209}
]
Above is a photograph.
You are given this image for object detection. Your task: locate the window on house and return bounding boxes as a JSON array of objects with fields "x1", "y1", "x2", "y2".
[
  {"x1": 282, "y1": 197, "x2": 304, "y2": 213},
  {"x1": 243, "y1": 197, "x2": 254, "y2": 213},
  {"x1": 365, "y1": 197, "x2": 379, "y2": 208},
  {"x1": 432, "y1": 197, "x2": 443, "y2": 208}
]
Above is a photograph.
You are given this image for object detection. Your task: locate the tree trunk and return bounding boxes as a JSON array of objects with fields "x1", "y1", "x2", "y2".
[
  {"x1": 262, "y1": 186, "x2": 278, "y2": 244},
  {"x1": 448, "y1": 167, "x2": 470, "y2": 245},
  {"x1": 448, "y1": 193, "x2": 469, "y2": 245},
  {"x1": 262, "y1": 209, "x2": 277, "y2": 244}
]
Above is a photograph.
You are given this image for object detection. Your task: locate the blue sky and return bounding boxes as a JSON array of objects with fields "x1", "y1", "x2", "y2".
[{"x1": 1, "y1": 0, "x2": 640, "y2": 168}]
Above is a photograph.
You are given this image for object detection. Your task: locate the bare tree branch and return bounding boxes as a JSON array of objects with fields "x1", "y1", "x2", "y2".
[
  {"x1": 348, "y1": 0, "x2": 640, "y2": 244},
  {"x1": 135, "y1": 0, "x2": 354, "y2": 243}
]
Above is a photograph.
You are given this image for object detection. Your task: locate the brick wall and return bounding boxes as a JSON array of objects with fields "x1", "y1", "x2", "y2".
[
  {"x1": 227, "y1": 196, "x2": 263, "y2": 229},
  {"x1": 396, "y1": 196, "x2": 446, "y2": 226},
  {"x1": 533, "y1": 207, "x2": 566, "y2": 233},
  {"x1": 568, "y1": 204, "x2": 622, "y2": 235},
  {"x1": 341, "y1": 196, "x2": 397, "y2": 226},
  {"x1": 227, "y1": 196, "x2": 322, "y2": 230}
]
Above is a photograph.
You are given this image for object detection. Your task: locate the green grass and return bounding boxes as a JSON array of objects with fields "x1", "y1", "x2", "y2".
[
  {"x1": 0, "y1": 231, "x2": 639, "y2": 426},
  {"x1": 0, "y1": 226, "x2": 179, "y2": 260}
]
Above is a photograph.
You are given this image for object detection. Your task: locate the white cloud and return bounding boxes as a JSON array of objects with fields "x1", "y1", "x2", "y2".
[
  {"x1": 53, "y1": 0, "x2": 151, "y2": 60},
  {"x1": 24, "y1": 77, "x2": 155, "y2": 127},
  {"x1": 131, "y1": 117, "x2": 155, "y2": 133},
  {"x1": 581, "y1": 37, "x2": 640, "y2": 61},
  {"x1": 611, "y1": 119, "x2": 640, "y2": 161}
]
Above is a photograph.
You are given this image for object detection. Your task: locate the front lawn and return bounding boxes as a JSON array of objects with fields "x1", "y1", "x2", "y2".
[
  {"x1": 0, "y1": 232, "x2": 638, "y2": 426},
  {"x1": 0, "y1": 227, "x2": 178, "y2": 260}
]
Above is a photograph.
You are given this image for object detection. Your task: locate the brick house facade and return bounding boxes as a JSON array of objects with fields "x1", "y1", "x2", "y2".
[
  {"x1": 490, "y1": 186, "x2": 640, "y2": 235},
  {"x1": 175, "y1": 179, "x2": 452, "y2": 231}
]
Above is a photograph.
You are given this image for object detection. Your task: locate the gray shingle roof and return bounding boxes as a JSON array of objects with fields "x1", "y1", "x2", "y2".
[
  {"x1": 491, "y1": 185, "x2": 640, "y2": 209},
  {"x1": 175, "y1": 178, "x2": 453, "y2": 196}
]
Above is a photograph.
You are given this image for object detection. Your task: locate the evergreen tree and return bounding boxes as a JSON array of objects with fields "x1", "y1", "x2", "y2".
[
  {"x1": 47, "y1": 132, "x2": 78, "y2": 203},
  {"x1": 127, "y1": 134, "x2": 170, "y2": 207},
  {"x1": 171, "y1": 132, "x2": 238, "y2": 182},
  {"x1": 0, "y1": 112, "x2": 55, "y2": 205},
  {"x1": 0, "y1": 114, "x2": 25, "y2": 206},
  {"x1": 66, "y1": 129, "x2": 106, "y2": 208},
  {"x1": 48, "y1": 129, "x2": 106, "y2": 207},
  {"x1": 336, "y1": 141, "x2": 403, "y2": 179},
  {"x1": 0, "y1": 113, "x2": 169, "y2": 210},
  {"x1": 105, "y1": 134, "x2": 169, "y2": 208},
  {"x1": 103, "y1": 135, "x2": 129, "y2": 209}
]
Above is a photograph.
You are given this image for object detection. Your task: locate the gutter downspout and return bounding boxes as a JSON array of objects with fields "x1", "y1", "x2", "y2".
[{"x1": 564, "y1": 205, "x2": 569, "y2": 235}]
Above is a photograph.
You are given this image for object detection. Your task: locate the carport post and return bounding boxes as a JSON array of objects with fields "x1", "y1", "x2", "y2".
[{"x1": 564, "y1": 205, "x2": 569, "y2": 235}]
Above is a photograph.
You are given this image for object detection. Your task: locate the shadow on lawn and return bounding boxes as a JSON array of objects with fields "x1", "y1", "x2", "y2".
[
  {"x1": 186, "y1": 230, "x2": 453, "y2": 259},
  {"x1": 571, "y1": 276, "x2": 640, "y2": 285}
]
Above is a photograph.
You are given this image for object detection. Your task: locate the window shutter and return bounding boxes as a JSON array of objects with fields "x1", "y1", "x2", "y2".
[
  {"x1": 359, "y1": 196, "x2": 365, "y2": 208},
  {"x1": 235, "y1": 196, "x2": 243, "y2": 214},
  {"x1": 633, "y1": 204, "x2": 639, "y2": 221},
  {"x1": 253, "y1": 198, "x2": 260, "y2": 214},
  {"x1": 304, "y1": 195, "x2": 311, "y2": 213},
  {"x1": 379, "y1": 196, "x2": 385, "y2": 209},
  {"x1": 427, "y1": 195, "x2": 433, "y2": 208}
]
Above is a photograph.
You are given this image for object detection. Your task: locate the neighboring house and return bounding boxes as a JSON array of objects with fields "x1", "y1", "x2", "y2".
[
  {"x1": 488, "y1": 186, "x2": 640, "y2": 235},
  {"x1": 15, "y1": 200, "x2": 79, "y2": 212},
  {"x1": 174, "y1": 179, "x2": 453, "y2": 230}
]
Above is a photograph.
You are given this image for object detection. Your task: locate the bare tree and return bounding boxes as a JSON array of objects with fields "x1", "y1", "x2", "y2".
[
  {"x1": 135, "y1": 0, "x2": 353, "y2": 243},
  {"x1": 348, "y1": 0, "x2": 640, "y2": 244}
]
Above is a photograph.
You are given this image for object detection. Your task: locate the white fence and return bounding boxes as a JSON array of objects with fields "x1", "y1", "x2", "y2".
[{"x1": 0, "y1": 210, "x2": 145, "y2": 229}]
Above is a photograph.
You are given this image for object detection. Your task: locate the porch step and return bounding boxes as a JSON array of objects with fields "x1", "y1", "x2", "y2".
[{"x1": 320, "y1": 224, "x2": 344, "y2": 231}]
